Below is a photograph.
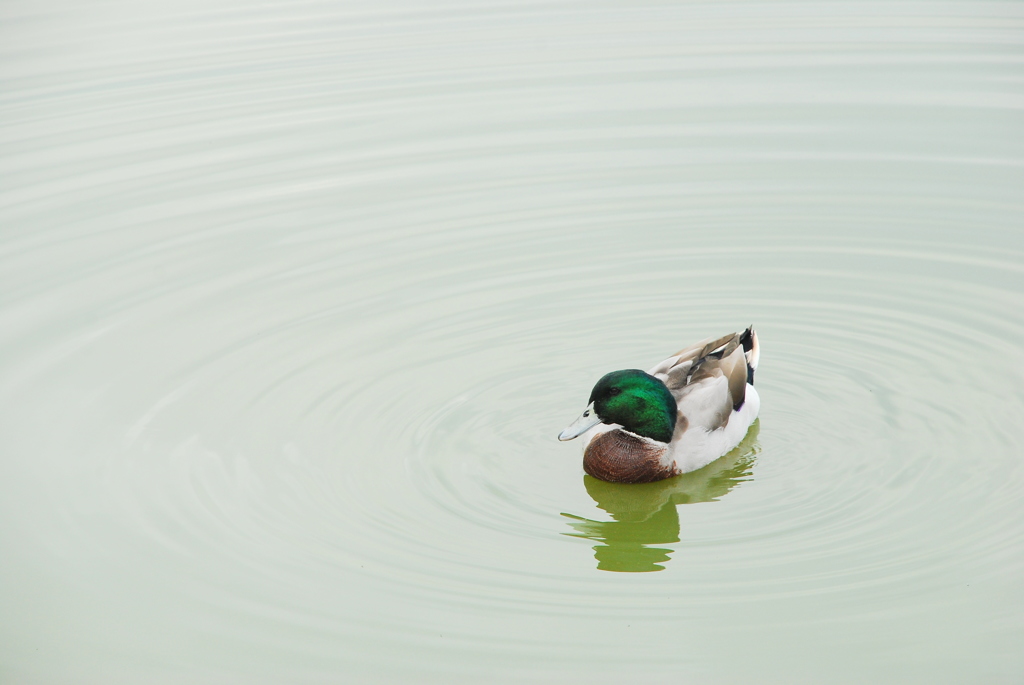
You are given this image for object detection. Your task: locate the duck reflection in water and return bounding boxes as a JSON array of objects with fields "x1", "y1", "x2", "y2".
[{"x1": 562, "y1": 422, "x2": 759, "y2": 572}]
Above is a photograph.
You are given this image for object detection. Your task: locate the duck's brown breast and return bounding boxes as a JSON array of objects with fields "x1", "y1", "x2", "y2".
[{"x1": 583, "y1": 430, "x2": 677, "y2": 484}]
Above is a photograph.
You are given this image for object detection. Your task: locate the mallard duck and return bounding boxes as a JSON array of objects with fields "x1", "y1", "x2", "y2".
[{"x1": 558, "y1": 327, "x2": 760, "y2": 483}]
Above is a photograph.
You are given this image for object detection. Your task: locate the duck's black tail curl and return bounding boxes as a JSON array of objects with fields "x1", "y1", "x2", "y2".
[{"x1": 739, "y1": 325, "x2": 759, "y2": 384}]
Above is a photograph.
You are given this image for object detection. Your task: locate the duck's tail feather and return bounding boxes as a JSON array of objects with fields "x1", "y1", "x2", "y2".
[{"x1": 740, "y1": 325, "x2": 759, "y2": 384}]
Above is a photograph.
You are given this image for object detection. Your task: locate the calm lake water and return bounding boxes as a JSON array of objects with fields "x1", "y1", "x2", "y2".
[{"x1": 2, "y1": 1, "x2": 1023, "y2": 682}]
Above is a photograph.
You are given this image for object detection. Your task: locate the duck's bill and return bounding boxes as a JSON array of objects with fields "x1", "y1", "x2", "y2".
[{"x1": 558, "y1": 403, "x2": 601, "y2": 441}]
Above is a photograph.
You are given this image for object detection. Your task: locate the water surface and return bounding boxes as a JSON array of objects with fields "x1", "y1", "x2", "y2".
[{"x1": 2, "y1": 1, "x2": 1023, "y2": 683}]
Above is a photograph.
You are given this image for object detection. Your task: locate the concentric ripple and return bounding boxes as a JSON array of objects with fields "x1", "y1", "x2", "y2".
[{"x1": 2, "y1": 1, "x2": 1024, "y2": 683}]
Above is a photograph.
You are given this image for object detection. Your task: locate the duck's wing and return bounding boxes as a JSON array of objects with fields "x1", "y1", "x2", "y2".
[{"x1": 647, "y1": 328, "x2": 758, "y2": 431}]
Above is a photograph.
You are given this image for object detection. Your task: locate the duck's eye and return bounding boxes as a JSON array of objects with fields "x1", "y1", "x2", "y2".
[{"x1": 608, "y1": 387, "x2": 622, "y2": 396}]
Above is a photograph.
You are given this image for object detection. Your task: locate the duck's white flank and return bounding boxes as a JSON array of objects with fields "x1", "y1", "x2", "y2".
[{"x1": 669, "y1": 384, "x2": 759, "y2": 474}]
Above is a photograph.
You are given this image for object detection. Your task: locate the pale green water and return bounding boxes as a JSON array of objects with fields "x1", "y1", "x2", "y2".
[{"x1": 2, "y1": 1, "x2": 1024, "y2": 682}]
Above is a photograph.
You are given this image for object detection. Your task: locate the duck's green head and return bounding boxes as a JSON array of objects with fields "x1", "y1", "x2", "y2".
[{"x1": 558, "y1": 369, "x2": 678, "y2": 444}]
